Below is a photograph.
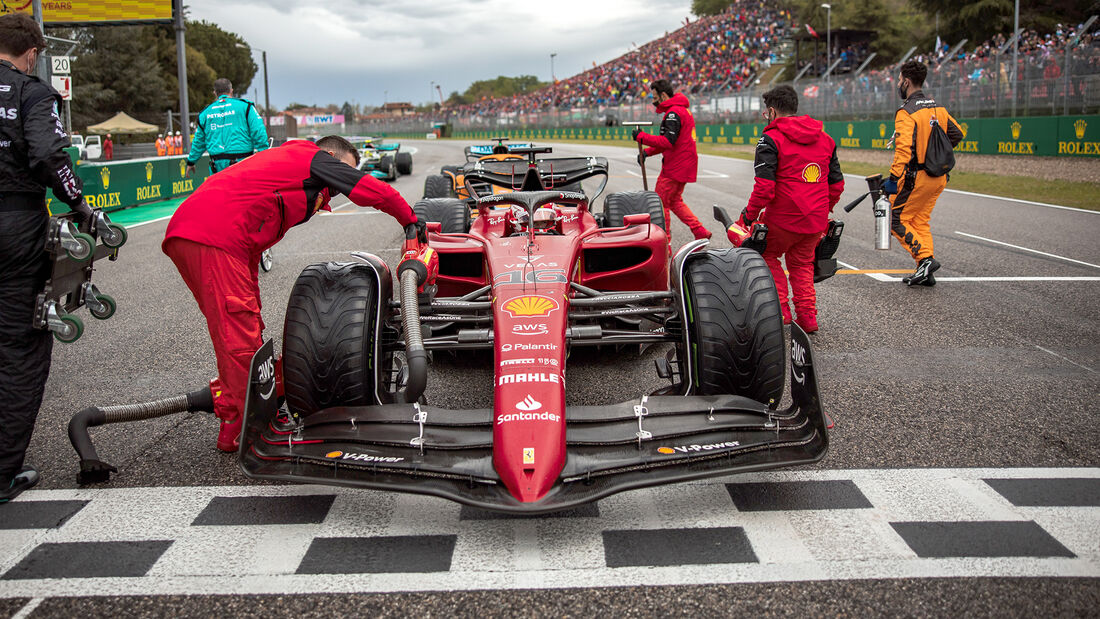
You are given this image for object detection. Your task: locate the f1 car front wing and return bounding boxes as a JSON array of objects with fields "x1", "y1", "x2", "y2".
[{"x1": 239, "y1": 326, "x2": 828, "y2": 514}]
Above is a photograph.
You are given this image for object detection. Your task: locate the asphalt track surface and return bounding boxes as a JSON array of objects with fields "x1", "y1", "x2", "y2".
[{"x1": 3, "y1": 140, "x2": 1098, "y2": 616}]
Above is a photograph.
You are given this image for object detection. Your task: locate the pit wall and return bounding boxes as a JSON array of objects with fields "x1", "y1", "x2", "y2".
[
  {"x1": 388, "y1": 115, "x2": 1100, "y2": 158},
  {"x1": 46, "y1": 153, "x2": 211, "y2": 215}
]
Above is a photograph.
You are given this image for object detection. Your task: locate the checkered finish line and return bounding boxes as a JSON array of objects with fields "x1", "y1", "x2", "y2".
[{"x1": 0, "y1": 468, "x2": 1096, "y2": 597}]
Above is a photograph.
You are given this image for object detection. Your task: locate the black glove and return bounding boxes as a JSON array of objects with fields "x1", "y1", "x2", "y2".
[
  {"x1": 69, "y1": 200, "x2": 94, "y2": 227},
  {"x1": 739, "y1": 208, "x2": 754, "y2": 227},
  {"x1": 631, "y1": 128, "x2": 642, "y2": 141},
  {"x1": 882, "y1": 177, "x2": 898, "y2": 195},
  {"x1": 637, "y1": 152, "x2": 646, "y2": 166},
  {"x1": 414, "y1": 216, "x2": 428, "y2": 243}
]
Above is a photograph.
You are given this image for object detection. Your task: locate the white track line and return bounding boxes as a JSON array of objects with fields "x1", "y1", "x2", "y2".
[
  {"x1": 954, "y1": 231, "x2": 1100, "y2": 269},
  {"x1": 10, "y1": 598, "x2": 42, "y2": 619},
  {"x1": 1034, "y1": 345, "x2": 1098, "y2": 374},
  {"x1": 875, "y1": 276, "x2": 1100, "y2": 282},
  {"x1": 834, "y1": 171, "x2": 1097, "y2": 214},
  {"x1": 118, "y1": 214, "x2": 174, "y2": 229}
]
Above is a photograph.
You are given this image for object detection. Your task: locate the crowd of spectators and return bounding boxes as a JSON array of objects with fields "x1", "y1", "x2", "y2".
[
  {"x1": 444, "y1": 0, "x2": 791, "y2": 118},
  {"x1": 395, "y1": 11, "x2": 1100, "y2": 127},
  {"x1": 813, "y1": 24, "x2": 1100, "y2": 118}
]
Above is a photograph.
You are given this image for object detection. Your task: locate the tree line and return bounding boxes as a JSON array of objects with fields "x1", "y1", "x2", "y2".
[{"x1": 57, "y1": 20, "x2": 257, "y2": 134}]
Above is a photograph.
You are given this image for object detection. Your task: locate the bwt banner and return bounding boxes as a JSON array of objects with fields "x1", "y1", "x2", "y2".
[{"x1": 270, "y1": 115, "x2": 345, "y2": 127}]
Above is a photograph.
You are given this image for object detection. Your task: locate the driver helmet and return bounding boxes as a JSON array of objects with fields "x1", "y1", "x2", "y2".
[{"x1": 533, "y1": 207, "x2": 557, "y2": 230}]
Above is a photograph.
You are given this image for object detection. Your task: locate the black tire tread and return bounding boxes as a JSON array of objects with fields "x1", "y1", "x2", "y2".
[
  {"x1": 414, "y1": 197, "x2": 470, "y2": 233},
  {"x1": 282, "y1": 262, "x2": 380, "y2": 416},
  {"x1": 423, "y1": 174, "x2": 456, "y2": 199},
  {"x1": 603, "y1": 191, "x2": 666, "y2": 229},
  {"x1": 684, "y1": 248, "x2": 785, "y2": 404},
  {"x1": 396, "y1": 151, "x2": 413, "y2": 175}
]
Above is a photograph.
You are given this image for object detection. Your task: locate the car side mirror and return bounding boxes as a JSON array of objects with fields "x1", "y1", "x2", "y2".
[{"x1": 623, "y1": 213, "x2": 651, "y2": 226}]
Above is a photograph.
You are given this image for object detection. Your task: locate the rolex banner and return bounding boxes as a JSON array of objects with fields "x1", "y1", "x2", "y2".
[
  {"x1": 425, "y1": 115, "x2": 1100, "y2": 158},
  {"x1": 46, "y1": 155, "x2": 210, "y2": 215}
]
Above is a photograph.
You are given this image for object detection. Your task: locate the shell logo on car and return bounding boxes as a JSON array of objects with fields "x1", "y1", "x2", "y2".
[
  {"x1": 503, "y1": 295, "x2": 559, "y2": 317},
  {"x1": 801, "y1": 163, "x2": 822, "y2": 183}
]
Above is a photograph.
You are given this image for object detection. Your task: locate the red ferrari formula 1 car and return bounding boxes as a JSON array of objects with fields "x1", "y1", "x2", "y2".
[{"x1": 238, "y1": 146, "x2": 828, "y2": 513}]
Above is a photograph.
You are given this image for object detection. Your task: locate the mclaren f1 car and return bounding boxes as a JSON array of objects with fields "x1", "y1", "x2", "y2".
[{"x1": 237, "y1": 146, "x2": 829, "y2": 513}]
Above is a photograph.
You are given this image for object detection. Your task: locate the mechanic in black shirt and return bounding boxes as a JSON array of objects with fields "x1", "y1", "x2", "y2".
[{"x1": 0, "y1": 12, "x2": 89, "y2": 503}]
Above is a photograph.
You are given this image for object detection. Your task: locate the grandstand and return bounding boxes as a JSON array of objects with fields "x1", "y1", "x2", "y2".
[{"x1": 339, "y1": 1, "x2": 1099, "y2": 136}]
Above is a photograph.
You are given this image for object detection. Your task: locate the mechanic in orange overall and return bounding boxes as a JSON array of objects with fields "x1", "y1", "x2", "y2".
[
  {"x1": 155, "y1": 134, "x2": 167, "y2": 157},
  {"x1": 163, "y1": 136, "x2": 418, "y2": 451},
  {"x1": 739, "y1": 86, "x2": 843, "y2": 333},
  {"x1": 632, "y1": 79, "x2": 711, "y2": 240},
  {"x1": 885, "y1": 60, "x2": 963, "y2": 286}
]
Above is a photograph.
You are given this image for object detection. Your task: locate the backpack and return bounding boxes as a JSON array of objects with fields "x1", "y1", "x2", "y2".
[{"x1": 923, "y1": 114, "x2": 955, "y2": 177}]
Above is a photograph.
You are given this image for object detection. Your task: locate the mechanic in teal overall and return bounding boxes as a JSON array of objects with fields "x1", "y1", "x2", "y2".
[{"x1": 185, "y1": 78, "x2": 269, "y2": 176}]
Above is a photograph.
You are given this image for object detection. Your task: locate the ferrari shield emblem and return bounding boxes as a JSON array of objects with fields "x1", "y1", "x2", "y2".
[{"x1": 523, "y1": 447, "x2": 535, "y2": 465}]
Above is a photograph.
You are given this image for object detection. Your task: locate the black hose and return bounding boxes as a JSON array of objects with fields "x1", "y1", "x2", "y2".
[
  {"x1": 68, "y1": 387, "x2": 215, "y2": 484},
  {"x1": 400, "y1": 269, "x2": 428, "y2": 403}
]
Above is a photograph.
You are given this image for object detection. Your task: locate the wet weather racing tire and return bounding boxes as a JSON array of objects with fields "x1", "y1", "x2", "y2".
[
  {"x1": 282, "y1": 262, "x2": 385, "y2": 417},
  {"x1": 396, "y1": 152, "x2": 413, "y2": 175},
  {"x1": 414, "y1": 198, "x2": 470, "y2": 233},
  {"x1": 423, "y1": 174, "x2": 456, "y2": 199},
  {"x1": 603, "y1": 191, "x2": 666, "y2": 230},
  {"x1": 683, "y1": 248, "x2": 786, "y2": 404}
]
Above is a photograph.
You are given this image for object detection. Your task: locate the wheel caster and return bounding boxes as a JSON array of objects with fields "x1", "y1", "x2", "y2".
[
  {"x1": 88, "y1": 293, "x2": 116, "y2": 320},
  {"x1": 95, "y1": 211, "x2": 127, "y2": 248},
  {"x1": 60, "y1": 222, "x2": 94, "y2": 262},
  {"x1": 54, "y1": 313, "x2": 84, "y2": 343}
]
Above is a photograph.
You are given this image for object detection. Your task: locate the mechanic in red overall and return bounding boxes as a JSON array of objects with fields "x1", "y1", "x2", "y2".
[
  {"x1": 632, "y1": 79, "x2": 711, "y2": 240},
  {"x1": 740, "y1": 86, "x2": 843, "y2": 333},
  {"x1": 163, "y1": 136, "x2": 418, "y2": 451}
]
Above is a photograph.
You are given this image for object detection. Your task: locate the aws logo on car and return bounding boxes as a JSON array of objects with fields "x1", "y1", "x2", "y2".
[{"x1": 503, "y1": 295, "x2": 559, "y2": 317}]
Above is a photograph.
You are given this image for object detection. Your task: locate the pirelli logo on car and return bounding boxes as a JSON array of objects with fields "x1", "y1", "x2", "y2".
[{"x1": 503, "y1": 295, "x2": 559, "y2": 317}]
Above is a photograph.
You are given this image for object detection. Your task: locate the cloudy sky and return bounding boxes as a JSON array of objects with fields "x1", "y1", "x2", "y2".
[{"x1": 186, "y1": 0, "x2": 694, "y2": 109}]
